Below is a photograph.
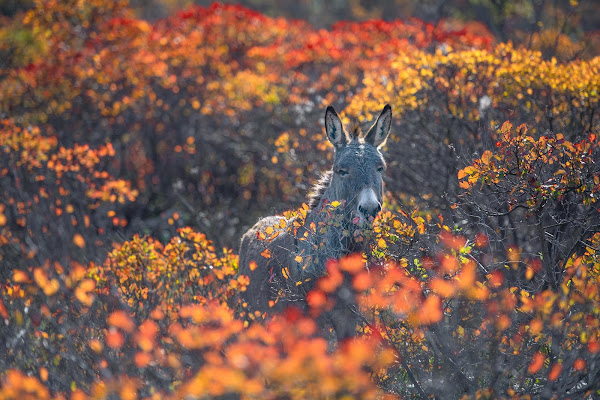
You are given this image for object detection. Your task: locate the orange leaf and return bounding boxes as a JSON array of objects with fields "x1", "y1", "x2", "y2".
[
  {"x1": 0, "y1": 299, "x2": 7, "y2": 319},
  {"x1": 134, "y1": 351, "x2": 152, "y2": 368},
  {"x1": 440, "y1": 254, "x2": 459, "y2": 273},
  {"x1": 72, "y1": 390, "x2": 87, "y2": 400},
  {"x1": 353, "y1": 272, "x2": 372, "y2": 291},
  {"x1": 318, "y1": 261, "x2": 344, "y2": 293},
  {"x1": 249, "y1": 260, "x2": 258, "y2": 271},
  {"x1": 529, "y1": 318, "x2": 543, "y2": 335},
  {"x1": 75, "y1": 286, "x2": 95, "y2": 307},
  {"x1": 150, "y1": 308, "x2": 165, "y2": 320},
  {"x1": 588, "y1": 340, "x2": 600, "y2": 354},
  {"x1": 480, "y1": 150, "x2": 492, "y2": 165},
  {"x1": 487, "y1": 270, "x2": 504, "y2": 288},
  {"x1": 307, "y1": 290, "x2": 327, "y2": 309},
  {"x1": 474, "y1": 233, "x2": 488, "y2": 248},
  {"x1": 340, "y1": 254, "x2": 364, "y2": 273},
  {"x1": 43, "y1": 279, "x2": 60, "y2": 296},
  {"x1": 417, "y1": 295, "x2": 443, "y2": 325},
  {"x1": 430, "y1": 278, "x2": 456, "y2": 298},
  {"x1": 459, "y1": 180, "x2": 471, "y2": 189},
  {"x1": 106, "y1": 329, "x2": 125, "y2": 349},
  {"x1": 525, "y1": 266, "x2": 534, "y2": 280},
  {"x1": 548, "y1": 363, "x2": 562, "y2": 381},
  {"x1": 496, "y1": 314, "x2": 511, "y2": 331},
  {"x1": 500, "y1": 121, "x2": 513, "y2": 132},
  {"x1": 260, "y1": 249, "x2": 272, "y2": 259},
  {"x1": 78, "y1": 279, "x2": 95, "y2": 292},
  {"x1": 573, "y1": 358, "x2": 586, "y2": 371},
  {"x1": 39, "y1": 367, "x2": 48, "y2": 382},
  {"x1": 528, "y1": 352, "x2": 545, "y2": 374},
  {"x1": 89, "y1": 339, "x2": 103, "y2": 353},
  {"x1": 12, "y1": 270, "x2": 30, "y2": 283},
  {"x1": 73, "y1": 234, "x2": 85, "y2": 248},
  {"x1": 108, "y1": 310, "x2": 135, "y2": 333},
  {"x1": 456, "y1": 261, "x2": 476, "y2": 290},
  {"x1": 138, "y1": 320, "x2": 158, "y2": 340}
]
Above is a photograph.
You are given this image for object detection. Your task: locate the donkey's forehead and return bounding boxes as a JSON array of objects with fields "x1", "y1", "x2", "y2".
[{"x1": 334, "y1": 142, "x2": 383, "y2": 165}]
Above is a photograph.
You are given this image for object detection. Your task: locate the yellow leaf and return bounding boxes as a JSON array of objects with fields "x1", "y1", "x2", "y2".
[
  {"x1": 480, "y1": 150, "x2": 492, "y2": 165},
  {"x1": 525, "y1": 266, "x2": 534, "y2": 280}
]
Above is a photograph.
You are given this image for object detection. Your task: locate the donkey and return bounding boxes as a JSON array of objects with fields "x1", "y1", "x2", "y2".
[{"x1": 238, "y1": 105, "x2": 392, "y2": 339}]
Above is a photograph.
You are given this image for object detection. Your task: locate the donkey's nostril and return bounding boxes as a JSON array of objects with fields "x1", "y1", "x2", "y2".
[{"x1": 359, "y1": 202, "x2": 381, "y2": 218}]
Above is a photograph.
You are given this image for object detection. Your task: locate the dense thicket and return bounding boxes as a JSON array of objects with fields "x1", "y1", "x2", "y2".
[{"x1": 1, "y1": 1, "x2": 599, "y2": 399}]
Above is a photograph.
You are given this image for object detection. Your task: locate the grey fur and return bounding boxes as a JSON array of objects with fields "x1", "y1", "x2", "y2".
[{"x1": 238, "y1": 105, "x2": 392, "y2": 339}]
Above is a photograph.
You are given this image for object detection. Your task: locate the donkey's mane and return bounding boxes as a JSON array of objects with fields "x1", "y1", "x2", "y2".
[{"x1": 307, "y1": 170, "x2": 333, "y2": 209}]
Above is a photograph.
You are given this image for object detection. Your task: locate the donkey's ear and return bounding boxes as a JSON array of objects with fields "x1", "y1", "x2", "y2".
[
  {"x1": 325, "y1": 106, "x2": 346, "y2": 147},
  {"x1": 365, "y1": 104, "x2": 392, "y2": 148}
]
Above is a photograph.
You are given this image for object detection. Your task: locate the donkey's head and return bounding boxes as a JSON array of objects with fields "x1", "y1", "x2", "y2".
[{"x1": 322, "y1": 105, "x2": 392, "y2": 225}]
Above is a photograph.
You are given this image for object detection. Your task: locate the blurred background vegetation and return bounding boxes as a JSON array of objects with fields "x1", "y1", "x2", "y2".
[{"x1": 3, "y1": 0, "x2": 600, "y2": 59}]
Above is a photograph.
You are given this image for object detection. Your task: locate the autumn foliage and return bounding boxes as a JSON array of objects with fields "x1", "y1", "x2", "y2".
[{"x1": 1, "y1": 0, "x2": 599, "y2": 398}]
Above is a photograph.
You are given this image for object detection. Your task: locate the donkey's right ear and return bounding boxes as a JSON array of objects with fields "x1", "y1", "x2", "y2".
[{"x1": 325, "y1": 106, "x2": 346, "y2": 147}]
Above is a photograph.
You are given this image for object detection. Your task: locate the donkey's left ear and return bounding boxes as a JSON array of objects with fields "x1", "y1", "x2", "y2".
[{"x1": 365, "y1": 104, "x2": 392, "y2": 148}]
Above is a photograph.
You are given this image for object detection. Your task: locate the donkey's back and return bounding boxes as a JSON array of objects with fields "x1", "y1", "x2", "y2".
[{"x1": 238, "y1": 215, "x2": 297, "y2": 313}]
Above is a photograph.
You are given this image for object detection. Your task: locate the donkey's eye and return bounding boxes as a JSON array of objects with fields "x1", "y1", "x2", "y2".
[{"x1": 337, "y1": 169, "x2": 349, "y2": 177}]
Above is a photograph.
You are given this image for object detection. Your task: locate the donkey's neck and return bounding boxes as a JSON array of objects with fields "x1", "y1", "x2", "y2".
[{"x1": 298, "y1": 174, "x2": 361, "y2": 277}]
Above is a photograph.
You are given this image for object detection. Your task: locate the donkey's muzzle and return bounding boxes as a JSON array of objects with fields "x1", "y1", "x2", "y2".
[{"x1": 357, "y1": 188, "x2": 382, "y2": 219}]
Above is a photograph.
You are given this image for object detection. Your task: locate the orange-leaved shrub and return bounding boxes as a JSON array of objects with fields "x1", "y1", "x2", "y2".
[{"x1": 0, "y1": 119, "x2": 137, "y2": 275}]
